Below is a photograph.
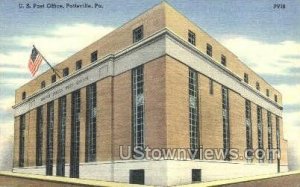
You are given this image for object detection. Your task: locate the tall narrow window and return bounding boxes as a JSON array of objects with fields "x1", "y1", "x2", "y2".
[
  {"x1": 132, "y1": 65, "x2": 144, "y2": 158},
  {"x1": 36, "y1": 107, "x2": 43, "y2": 166},
  {"x1": 244, "y1": 73, "x2": 249, "y2": 83},
  {"x1": 22, "y1": 92, "x2": 26, "y2": 100},
  {"x1": 209, "y1": 79, "x2": 214, "y2": 95},
  {"x1": 41, "y1": 81, "x2": 46, "y2": 89},
  {"x1": 276, "y1": 116, "x2": 280, "y2": 150},
  {"x1": 86, "y1": 83, "x2": 97, "y2": 162},
  {"x1": 46, "y1": 101, "x2": 54, "y2": 175},
  {"x1": 19, "y1": 114, "x2": 25, "y2": 167},
  {"x1": 189, "y1": 69, "x2": 200, "y2": 159},
  {"x1": 267, "y1": 111, "x2": 273, "y2": 162},
  {"x1": 245, "y1": 100, "x2": 253, "y2": 161},
  {"x1": 274, "y1": 95, "x2": 278, "y2": 102},
  {"x1": 222, "y1": 86, "x2": 230, "y2": 160},
  {"x1": 257, "y1": 106, "x2": 264, "y2": 162},
  {"x1": 206, "y1": 43, "x2": 212, "y2": 57},
  {"x1": 188, "y1": 30, "x2": 196, "y2": 45},
  {"x1": 133, "y1": 25, "x2": 143, "y2": 43},
  {"x1": 221, "y1": 55, "x2": 227, "y2": 66},
  {"x1": 91, "y1": 51, "x2": 98, "y2": 63},
  {"x1": 70, "y1": 90, "x2": 80, "y2": 178},
  {"x1": 57, "y1": 96, "x2": 66, "y2": 176},
  {"x1": 266, "y1": 89, "x2": 270, "y2": 97}
]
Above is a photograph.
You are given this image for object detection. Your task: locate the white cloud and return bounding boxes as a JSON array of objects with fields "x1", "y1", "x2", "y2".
[
  {"x1": 0, "y1": 51, "x2": 30, "y2": 67},
  {"x1": 281, "y1": 111, "x2": 300, "y2": 146},
  {"x1": 0, "y1": 123, "x2": 14, "y2": 137},
  {"x1": 0, "y1": 67, "x2": 26, "y2": 73},
  {"x1": 0, "y1": 23, "x2": 114, "y2": 82},
  {"x1": 9, "y1": 23, "x2": 114, "y2": 64},
  {"x1": 0, "y1": 23, "x2": 115, "y2": 78},
  {"x1": 275, "y1": 84, "x2": 300, "y2": 106},
  {"x1": 0, "y1": 78, "x2": 30, "y2": 86},
  {"x1": 0, "y1": 97, "x2": 15, "y2": 112},
  {"x1": 220, "y1": 36, "x2": 300, "y2": 75},
  {"x1": 0, "y1": 124, "x2": 13, "y2": 171}
]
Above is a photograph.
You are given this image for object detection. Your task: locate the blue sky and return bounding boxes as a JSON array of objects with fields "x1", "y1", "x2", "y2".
[{"x1": 0, "y1": 0, "x2": 300, "y2": 169}]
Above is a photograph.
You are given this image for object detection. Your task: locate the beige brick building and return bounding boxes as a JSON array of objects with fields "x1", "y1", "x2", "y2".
[{"x1": 12, "y1": 2, "x2": 288, "y2": 186}]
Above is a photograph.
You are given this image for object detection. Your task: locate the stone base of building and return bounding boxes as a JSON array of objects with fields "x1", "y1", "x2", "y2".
[{"x1": 13, "y1": 160, "x2": 289, "y2": 186}]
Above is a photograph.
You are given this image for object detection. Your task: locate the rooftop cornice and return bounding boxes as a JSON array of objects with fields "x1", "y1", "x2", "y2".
[{"x1": 13, "y1": 28, "x2": 282, "y2": 112}]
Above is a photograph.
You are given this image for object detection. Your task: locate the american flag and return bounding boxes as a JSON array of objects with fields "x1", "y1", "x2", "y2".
[{"x1": 28, "y1": 47, "x2": 43, "y2": 76}]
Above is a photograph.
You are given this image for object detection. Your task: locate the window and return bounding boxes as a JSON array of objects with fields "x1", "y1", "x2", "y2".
[
  {"x1": 41, "y1": 81, "x2": 46, "y2": 89},
  {"x1": 129, "y1": 169, "x2": 144, "y2": 185},
  {"x1": 70, "y1": 90, "x2": 80, "y2": 178},
  {"x1": 76, "y1": 60, "x2": 82, "y2": 70},
  {"x1": 206, "y1": 43, "x2": 212, "y2": 57},
  {"x1": 36, "y1": 107, "x2": 43, "y2": 166},
  {"x1": 19, "y1": 114, "x2": 25, "y2": 167},
  {"x1": 256, "y1": 82, "x2": 260, "y2": 91},
  {"x1": 91, "y1": 51, "x2": 98, "y2": 63},
  {"x1": 132, "y1": 66, "x2": 145, "y2": 158},
  {"x1": 257, "y1": 106, "x2": 264, "y2": 162},
  {"x1": 133, "y1": 25, "x2": 143, "y2": 43},
  {"x1": 274, "y1": 95, "x2": 278, "y2": 102},
  {"x1": 22, "y1": 92, "x2": 26, "y2": 100},
  {"x1": 209, "y1": 79, "x2": 214, "y2": 95},
  {"x1": 63, "y1": 68, "x2": 69, "y2": 77},
  {"x1": 276, "y1": 116, "x2": 280, "y2": 150},
  {"x1": 51, "y1": 75, "x2": 56, "y2": 83},
  {"x1": 266, "y1": 89, "x2": 270, "y2": 97},
  {"x1": 57, "y1": 96, "x2": 66, "y2": 176},
  {"x1": 244, "y1": 73, "x2": 249, "y2": 83},
  {"x1": 46, "y1": 101, "x2": 54, "y2": 175},
  {"x1": 86, "y1": 83, "x2": 97, "y2": 162},
  {"x1": 267, "y1": 111, "x2": 273, "y2": 162},
  {"x1": 188, "y1": 30, "x2": 196, "y2": 45},
  {"x1": 221, "y1": 55, "x2": 227, "y2": 66},
  {"x1": 222, "y1": 86, "x2": 230, "y2": 160},
  {"x1": 189, "y1": 69, "x2": 200, "y2": 159},
  {"x1": 192, "y1": 169, "x2": 201, "y2": 182},
  {"x1": 245, "y1": 100, "x2": 253, "y2": 161}
]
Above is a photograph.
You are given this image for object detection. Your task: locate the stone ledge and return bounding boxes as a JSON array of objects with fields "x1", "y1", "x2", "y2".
[
  {"x1": 0, "y1": 171, "x2": 146, "y2": 187},
  {"x1": 181, "y1": 170, "x2": 300, "y2": 187}
]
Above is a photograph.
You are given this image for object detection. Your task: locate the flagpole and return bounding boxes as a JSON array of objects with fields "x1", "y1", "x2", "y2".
[{"x1": 33, "y1": 45, "x2": 61, "y2": 78}]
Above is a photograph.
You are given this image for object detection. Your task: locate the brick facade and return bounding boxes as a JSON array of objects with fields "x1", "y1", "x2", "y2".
[{"x1": 12, "y1": 2, "x2": 287, "y2": 185}]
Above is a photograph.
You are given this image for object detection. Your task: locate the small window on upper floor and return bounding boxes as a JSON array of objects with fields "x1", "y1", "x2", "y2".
[
  {"x1": 51, "y1": 75, "x2": 56, "y2": 83},
  {"x1": 266, "y1": 89, "x2": 270, "y2": 97},
  {"x1": 76, "y1": 60, "x2": 82, "y2": 70},
  {"x1": 221, "y1": 55, "x2": 226, "y2": 66},
  {"x1": 63, "y1": 67, "x2": 69, "y2": 77},
  {"x1": 133, "y1": 25, "x2": 144, "y2": 43},
  {"x1": 209, "y1": 79, "x2": 214, "y2": 95},
  {"x1": 256, "y1": 82, "x2": 260, "y2": 91},
  {"x1": 244, "y1": 73, "x2": 249, "y2": 83},
  {"x1": 22, "y1": 92, "x2": 26, "y2": 100},
  {"x1": 206, "y1": 43, "x2": 212, "y2": 57},
  {"x1": 188, "y1": 30, "x2": 196, "y2": 46},
  {"x1": 91, "y1": 51, "x2": 98, "y2": 63},
  {"x1": 274, "y1": 94, "x2": 278, "y2": 102},
  {"x1": 41, "y1": 81, "x2": 45, "y2": 89}
]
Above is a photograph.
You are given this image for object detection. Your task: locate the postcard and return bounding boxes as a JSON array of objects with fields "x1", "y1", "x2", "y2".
[{"x1": 0, "y1": 0, "x2": 299, "y2": 186}]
